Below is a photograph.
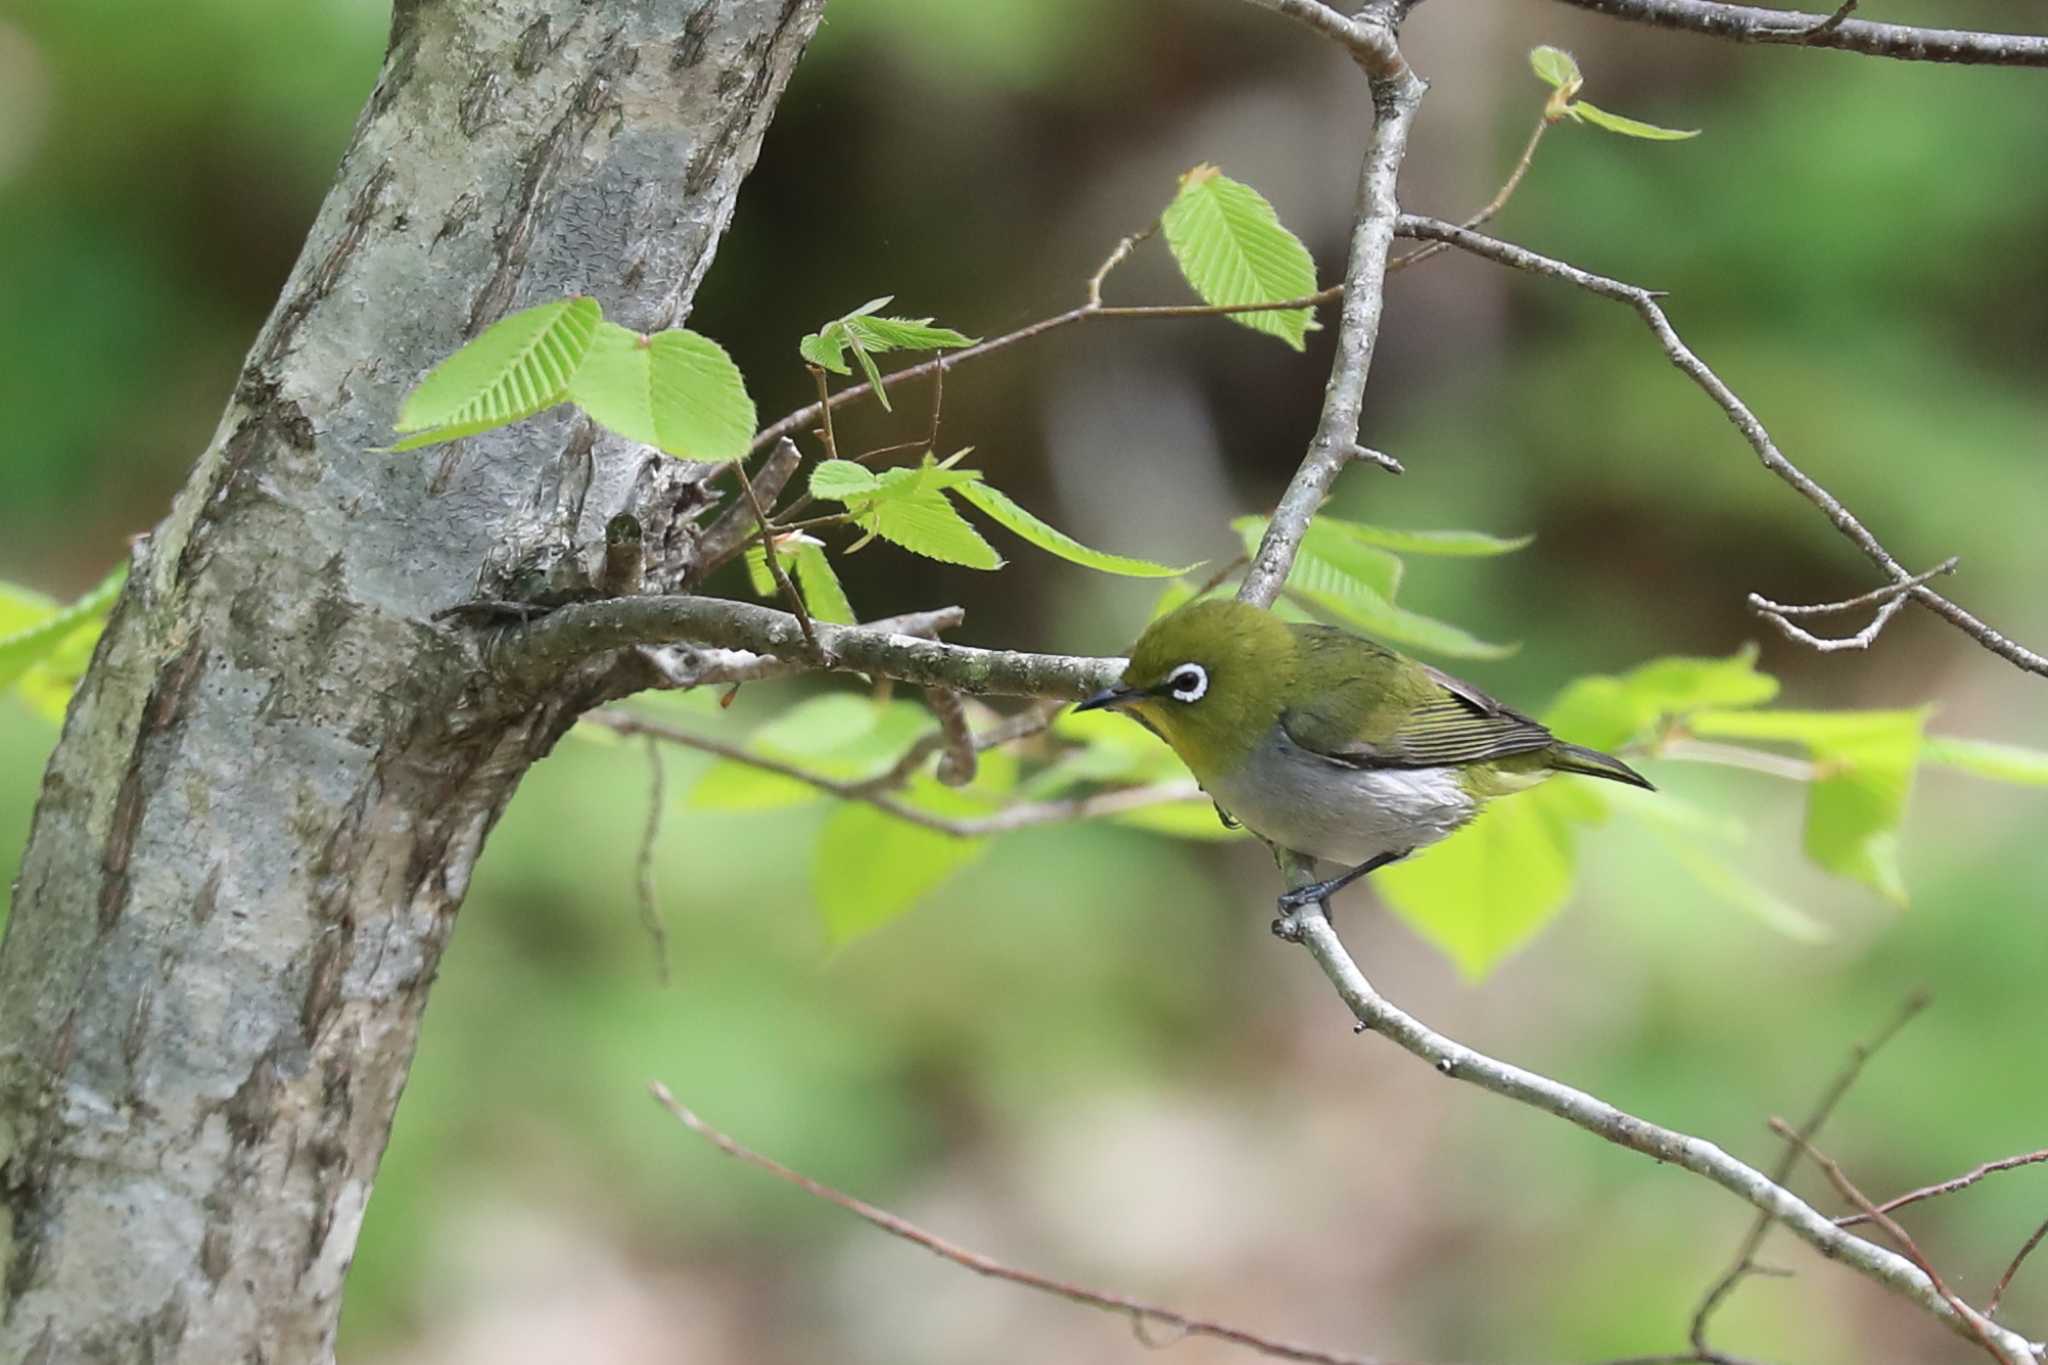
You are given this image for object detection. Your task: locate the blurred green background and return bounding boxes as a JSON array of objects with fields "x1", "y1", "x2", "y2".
[{"x1": 3, "y1": 1, "x2": 2045, "y2": 1361}]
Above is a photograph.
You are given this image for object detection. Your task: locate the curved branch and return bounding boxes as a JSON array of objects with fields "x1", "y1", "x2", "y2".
[
  {"x1": 1553, "y1": 0, "x2": 2048, "y2": 67},
  {"x1": 1278, "y1": 902, "x2": 2043, "y2": 1363},
  {"x1": 1393, "y1": 214, "x2": 2048, "y2": 679}
]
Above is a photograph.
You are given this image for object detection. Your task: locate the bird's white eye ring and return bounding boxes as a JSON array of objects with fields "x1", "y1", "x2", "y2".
[{"x1": 1166, "y1": 663, "x2": 1208, "y2": 703}]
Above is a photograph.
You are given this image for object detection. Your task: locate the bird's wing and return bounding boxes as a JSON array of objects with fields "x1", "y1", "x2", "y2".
[{"x1": 1280, "y1": 627, "x2": 1556, "y2": 770}]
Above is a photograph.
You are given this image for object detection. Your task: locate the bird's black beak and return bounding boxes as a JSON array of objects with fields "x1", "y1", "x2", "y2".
[{"x1": 1074, "y1": 684, "x2": 1142, "y2": 713}]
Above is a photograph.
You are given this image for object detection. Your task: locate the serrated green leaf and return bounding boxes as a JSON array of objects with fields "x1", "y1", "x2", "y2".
[
  {"x1": 857, "y1": 487, "x2": 1002, "y2": 569},
  {"x1": 875, "y1": 457, "x2": 983, "y2": 496},
  {"x1": 799, "y1": 327, "x2": 850, "y2": 375},
  {"x1": 1923, "y1": 736, "x2": 2048, "y2": 786},
  {"x1": 845, "y1": 333, "x2": 890, "y2": 409},
  {"x1": 742, "y1": 545, "x2": 777, "y2": 598},
  {"x1": 844, "y1": 315, "x2": 978, "y2": 353},
  {"x1": 1323, "y1": 524, "x2": 1534, "y2": 558},
  {"x1": 1568, "y1": 99, "x2": 1700, "y2": 141},
  {"x1": 1528, "y1": 45, "x2": 1581, "y2": 91},
  {"x1": 1161, "y1": 165, "x2": 1318, "y2": 350},
  {"x1": 395, "y1": 296, "x2": 601, "y2": 446},
  {"x1": 1301, "y1": 585, "x2": 1518, "y2": 661},
  {"x1": 1543, "y1": 646, "x2": 1778, "y2": 752},
  {"x1": 815, "y1": 804, "x2": 987, "y2": 942},
  {"x1": 810, "y1": 459, "x2": 881, "y2": 501},
  {"x1": 1692, "y1": 707, "x2": 1927, "y2": 906},
  {"x1": 791, "y1": 543, "x2": 856, "y2": 626},
  {"x1": 1233, "y1": 515, "x2": 1403, "y2": 603},
  {"x1": 958, "y1": 483, "x2": 1191, "y2": 578},
  {"x1": 1376, "y1": 784, "x2": 1582, "y2": 980},
  {"x1": 0, "y1": 566, "x2": 125, "y2": 692},
  {"x1": 567, "y1": 322, "x2": 756, "y2": 461}
]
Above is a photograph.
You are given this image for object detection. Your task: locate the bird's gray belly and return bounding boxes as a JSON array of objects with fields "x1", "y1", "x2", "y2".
[{"x1": 1203, "y1": 726, "x2": 1478, "y2": 866}]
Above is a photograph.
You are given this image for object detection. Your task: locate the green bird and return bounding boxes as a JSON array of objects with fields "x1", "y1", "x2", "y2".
[{"x1": 1076, "y1": 599, "x2": 1652, "y2": 912}]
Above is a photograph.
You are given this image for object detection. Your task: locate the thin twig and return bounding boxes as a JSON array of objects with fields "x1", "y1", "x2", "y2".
[
  {"x1": 1391, "y1": 113, "x2": 1549, "y2": 272},
  {"x1": 1770, "y1": 1118, "x2": 2012, "y2": 1362},
  {"x1": 587, "y1": 709, "x2": 1196, "y2": 837},
  {"x1": 735, "y1": 457, "x2": 823, "y2": 661},
  {"x1": 1689, "y1": 993, "x2": 1927, "y2": 1354},
  {"x1": 634, "y1": 738, "x2": 672, "y2": 985},
  {"x1": 1087, "y1": 222, "x2": 1159, "y2": 307},
  {"x1": 650, "y1": 1084, "x2": 1401, "y2": 1365},
  {"x1": 1653, "y1": 738, "x2": 1818, "y2": 782},
  {"x1": 697, "y1": 437, "x2": 805, "y2": 570},
  {"x1": 926, "y1": 687, "x2": 977, "y2": 786},
  {"x1": 1991, "y1": 1216, "x2": 2048, "y2": 1316},
  {"x1": 1395, "y1": 214, "x2": 2048, "y2": 679},
  {"x1": 1274, "y1": 893, "x2": 2040, "y2": 1364},
  {"x1": 1551, "y1": 0, "x2": 2048, "y2": 67},
  {"x1": 1748, "y1": 559, "x2": 1958, "y2": 654},
  {"x1": 1838, "y1": 1150, "x2": 2048, "y2": 1229},
  {"x1": 808, "y1": 363, "x2": 842, "y2": 462}
]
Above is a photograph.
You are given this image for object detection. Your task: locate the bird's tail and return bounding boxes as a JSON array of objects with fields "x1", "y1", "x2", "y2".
[{"x1": 1549, "y1": 741, "x2": 1655, "y2": 791}]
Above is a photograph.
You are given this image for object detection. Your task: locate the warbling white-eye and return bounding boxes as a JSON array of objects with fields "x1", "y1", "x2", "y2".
[{"x1": 1076, "y1": 599, "x2": 1652, "y2": 912}]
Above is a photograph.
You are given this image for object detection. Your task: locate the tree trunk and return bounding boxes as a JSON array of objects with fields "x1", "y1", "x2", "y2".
[{"x1": 0, "y1": 2, "x2": 823, "y2": 1359}]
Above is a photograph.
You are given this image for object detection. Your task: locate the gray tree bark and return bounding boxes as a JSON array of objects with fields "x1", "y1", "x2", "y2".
[{"x1": 0, "y1": 1, "x2": 824, "y2": 1359}]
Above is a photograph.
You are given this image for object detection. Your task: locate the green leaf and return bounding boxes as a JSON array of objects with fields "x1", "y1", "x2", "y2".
[
  {"x1": 1528, "y1": 45, "x2": 1582, "y2": 91},
  {"x1": 844, "y1": 315, "x2": 977, "y2": 354},
  {"x1": 809, "y1": 459, "x2": 882, "y2": 501},
  {"x1": 742, "y1": 545, "x2": 778, "y2": 598},
  {"x1": 394, "y1": 296, "x2": 602, "y2": 447},
  {"x1": 799, "y1": 329, "x2": 850, "y2": 375},
  {"x1": 874, "y1": 456, "x2": 983, "y2": 496},
  {"x1": 958, "y1": 482, "x2": 1192, "y2": 578},
  {"x1": 845, "y1": 333, "x2": 891, "y2": 409},
  {"x1": 857, "y1": 487, "x2": 1002, "y2": 569},
  {"x1": 1376, "y1": 784, "x2": 1582, "y2": 980},
  {"x1": 1232, "y1": 515, "x2": 1403, "y2": 603},
  {"x1": 815, "y1": 804, "x2": 987, "y2": 942},
  {"x1": 1161, "y1": 165, "x2": 1319, "y2": 350},
  {"x1": 1319, "y1": 524, "x2": 1534, "y2": 558},
  {"x1": 1923, "y1": 736, "x2": 2048, "y2": 786},
  {"x1": 791, "y1": 542, "x2": 857, "y2": 626},
  {"x1": 1303, "y1": 587, "x2": 1519, "y2": 661},
  {"x1": 1691, "y1": 707, "x2": 1928, "y2": 905},
  {"x1": 1543, "y1": 646, "x2": 1778, "y2": 752},
  {"x1": 0, "y1": 566, "x2": 125, "y2": 692},
  {"x1": 566, "y1": 322, "x2": 756, "y2": 461},
  {"x1": 1567, "y1": 100, "x2": 1700, "y2": 141}
]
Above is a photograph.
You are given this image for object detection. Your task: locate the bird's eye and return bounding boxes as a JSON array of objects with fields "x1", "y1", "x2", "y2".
[{"x1": 1166, "y1": 663, "x2": 1209, "y2": 703}]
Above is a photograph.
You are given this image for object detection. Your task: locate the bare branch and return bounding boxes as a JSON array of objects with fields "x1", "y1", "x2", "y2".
[
  {"x1": 1391, "y1": 113, "x2": 1550, "y2": 273},
  {"x1": 1690, "y1": 993, "x2": 1927, "y2": 1353},
  {"x1": 1275, "y1": 897, "x2": 2042, "y2": 1364},
  {"x1": 926, "y1": 687, "x2": 978, "y2": 786},
  {"x1": 1395, "y1": 214, "x2": 2048, "y2": 679},
  {"x1": 1838, "y1": 1149, "x2": 2048, "y2": 1229},
  {"x1": 650, "y1": 1084, "x2": 1399, "y2": 1365},
  {"x1": 1231, "y1": 0, "x2": 1410, "y2": 75},
  {"x1": 1748, "y1": 558, "x2": 1957, "y2": 654},
  {"x1": 697, "y1": 436, "x2": 804, "y2": 570},
  {"x1": 634, "y1": 738, "x2": 672, "y2": 985},
  {"x1": 1552, "y1": 0, "x2": 2048, "y2": 67},
  {"x1": 631, "y1": 607, "x2": 965, "y2": 691},
  {"x1": 1239, "y1": 39, "x2": 1428, "y2": 608},
  {"x1": 1769, "y1": 1118, "x2": 2014, "y2": 1362},
  {"x1": 736, "y1": 457, "x2": 824, "y2": 661},
  {"x1": 1993, "y1": 1217, "x2": 2048, "y2": 1317}
]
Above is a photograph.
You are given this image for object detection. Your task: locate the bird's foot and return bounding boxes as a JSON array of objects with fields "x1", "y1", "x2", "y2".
[{"x1": 1276, "y1": 880, "x2": 1342, "y2": 915}]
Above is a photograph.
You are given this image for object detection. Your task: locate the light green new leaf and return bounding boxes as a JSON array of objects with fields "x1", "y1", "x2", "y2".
[
  {"x1": 1376, "y1": 784, "x2": 1582, "y2": 979},
  {"x1": 809, "y1": 459, "x2": 882, "y2": 500},
  {"x1": 791, "y1": 543, "x2": 857, "y2": 626},
  {"x1": 799, "y1": 329, "x2": 851, "y2": 375},
  {"x1": 1922, "y1": 736, "x2": 2048, "y2": 786},
  {"x1": 567, "y1": 322, "x2": 755, "y2": 461},
  {"x1": 0, "y1": 566, "x2": 125, "y2": 692},
  {"x1": 874, "y1": 456, "x2": 983, "y2": 496},
  {"x1": 815, "y1": 804, "x2": 987, "y2": 942},
  {"x1": 394, "y1": 296, "x2": 602, "y2": 448},
  {"x1": 1567, "y1": 100, "x2": 1699, "y2": 141},
  {"x1": 958, "y1": 482, "x2": 1191, "y2": 578},
  {"x1": 1543, "y1": 646, "x2": 1778, "y2": 752},
  {"x1": 742, "y1": 545, "x2": 777, "y2": 598},
  {"x1": 1691, "y1": 707, "x2": 1927, "y2": 905},
  {"x1": 1232, "y1": 515, "x2": 1403, "y2": 603},
  {"x1": 1161, "y1": 165, "x2": 1319, "y2": 350},
  {"x1": 845, "y1": 315, "x2": 977, "y2": 354},
  {"x1": 1323, "y1": 524, "x2": 1534, "y2": 558},
  {"x1": 857, "y1": 486, "x2": 1002, "y2": 569},
  {"x1": 1528, "y1": 45, "x2": 1582, "y2": 91}
]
